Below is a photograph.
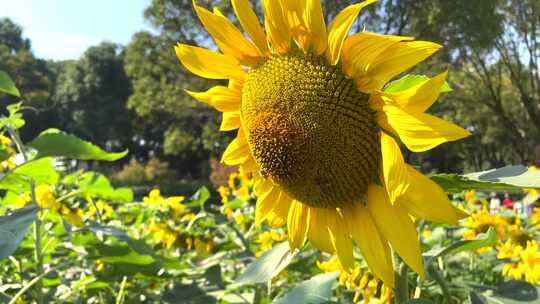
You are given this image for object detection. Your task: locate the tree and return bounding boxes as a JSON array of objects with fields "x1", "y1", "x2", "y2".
[
  {"x1": 0, "y1": 18, "x2": 58, "y2": 141},
  {"x1": 124, "y1": 0, "x2": 231, "y2": 178},
  {"x1": 53, "y1": 42, "x2": 133, "y2": 152}
]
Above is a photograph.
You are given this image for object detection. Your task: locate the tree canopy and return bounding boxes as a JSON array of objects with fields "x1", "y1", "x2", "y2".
[{"x1": 1, "y1": 0, "x2": 539, "y2": 179}]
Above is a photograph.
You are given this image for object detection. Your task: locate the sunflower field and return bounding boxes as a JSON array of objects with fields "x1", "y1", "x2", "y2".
[{"x1": 1, "y1": 0, "x2": 540, "y2": 304}]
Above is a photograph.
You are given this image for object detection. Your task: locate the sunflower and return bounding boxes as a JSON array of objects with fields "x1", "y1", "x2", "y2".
[{"x1": 176, "y1": 0, "x2": 469, "y2": 286}]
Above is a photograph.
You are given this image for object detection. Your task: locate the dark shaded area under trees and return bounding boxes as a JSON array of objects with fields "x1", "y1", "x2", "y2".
[{"x1": 1, "y1": 0, "x2": 539, "y2": 183}]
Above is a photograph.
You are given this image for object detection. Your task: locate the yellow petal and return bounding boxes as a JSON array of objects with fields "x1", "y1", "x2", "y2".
[
  {"x1": 358, "y1": 41, "x2": 442, "y2": 91},
  {"x1": 266, "y1": 191, "x2": 293, "y2": 228},
  {"x1": 193, "y1": 1, "x2": 261, "y2": 66},
  {"x1": 281, "y1": 0, "x2": 305, "y2": 47},
  {"x1": 327, "y1": 211, "x2": 355, "y2": 271},
  {"x1": 255, "y1": 185, "x2": 280, "y2": 225},
  {"x1": 185, "y1": 86, "x2": 240, "y2": 112},
  {"x1": 220, "y1": 112, "x2": 241, "y2": 131},
  {"x1": 232, "y1": 0, "x2": 270, "y2": 56},
  {"x1": 307, "y1": 207, "x2": 334, "y2": 253},
  {"x1": 326, "y1": 0, "x2": 376, "y2": 65},
  {"x1": 254, "y1": 175, "x2": 273, "y2": 197},
  {"x1": 221, "y1": 129, "x2": 250, "y2": 165},
  {"x1": 378, "y1": 104, "x2": 471, "y2": 152},
  {"x1": 241, "y1": 155, "x2": 260, "y2": 174},
  {"x1": 342, "y1": 32, "x2": 413, "y2": 86},
  {"x1": 287, "y1": 200, "x2": 310, "y2": 250},
  {"x1": 379, "y1": 71, "x2": 448, "y2": 112},
  {"x1": 367, "y1": 184, "x2": 424, "y2": 277},
  {"x1": 282, "y1": 0, "x2": 327, "y2": 54},
  {"x1": 345, "y1": 204, "x2": 394, "y2": 287},
  {"x1": 175, "y1": 43, "x2": 245, "y2": 81},
  {"x1": 262, "y1": 0, "x2": 291, "y2": 53},
  {"x1": 305, "y1": 0, "x2": 327, "y2": 54},
  {"x1": 381, "y1": 132, "x2": 410, "y2": 204},
  {"x1": 397, "y1": 165, "x2": 460, "y2": 225}
]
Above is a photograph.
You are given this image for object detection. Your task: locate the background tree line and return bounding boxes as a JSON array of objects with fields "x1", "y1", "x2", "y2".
[{"x1": 0, "y1": 0, "x2": 538, "y2": 182}]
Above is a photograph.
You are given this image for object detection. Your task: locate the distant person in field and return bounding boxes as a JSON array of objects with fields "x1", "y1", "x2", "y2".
[
  {"x1": 502, "y1": 192, "x2": 513, "y2": 210},
  {"x1": 489, "y1": 192, "x2": 501, "y2": 214}
]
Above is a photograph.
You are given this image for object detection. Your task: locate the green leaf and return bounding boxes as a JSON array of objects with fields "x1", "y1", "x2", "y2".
[
  {"x1": 0, "y1": 103, "x2": 25, "y2": 130},
  {"x1": 407, "y1": 300, "x2": 436, "y2": 304},
  {"x1": 432, "y1": 165, "x2": 540, "y2": 193},
  {"x1": 0, "y1": 147, "x2": 11, "y2": 163},
  {"x1": 162, "y1": 283, "x2": 217, "y2": 304},
  {"x1": 77, "y1": 172, "x2": 133, "y2": 202},
  {"x1": 490, "y1": 281, "x2": 540, "y2": 304},
  {"x1": 187, "y1": 186, "x2": 211, "y2": 208},
  {"x1": 273, "y1": 272, "x2": 339, "y2": 304},
  {"x1": 384, "y1": 74, "x2": 452, "y2": 93},
  {"x1": 0, "y1": 71, "x2": 20, "y2": 97},
  {"x1": 99, "y1": 249, "x2": 154, "y2": 265},
  {"x1": 424, "y1": 227, "x2": 497, "y2": 259},
  {"x1": 204, "y1": 265, "x2": 224, "y2": 289},
  {"x1": 0, "y1": 205, "x2": 38, "y2": 260},
  {"x1": 28, "y1": 130, "x2": 128, "y2": 161},
  {"x1": 0, "y1": 158, "x2": 59, "y2": 193},
  {"x1": 470, "y1": 281, "x2": 540, "y2": 304},
  {"x1": 234, "y1": 241, "x2": 296, "y2": 285},
  {"x1": 86, "y1": 221, "x2": 154, "y2": 257}
]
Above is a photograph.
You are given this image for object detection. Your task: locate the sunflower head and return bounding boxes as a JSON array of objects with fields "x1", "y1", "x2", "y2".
[
  {"x1": 176, "y1": 0, "x2": 470, "y2": 287},
  {"x1": 242, "y1": 50, "x2": 379, "y2": 207}
]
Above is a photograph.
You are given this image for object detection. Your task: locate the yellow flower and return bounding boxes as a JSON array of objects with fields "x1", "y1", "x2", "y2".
[
  {"x1": 500, "y1": 240, "x2": 540, "y2": 284},
  {"x1": 317, "y1": 256, "x2": 342, "y2": 273},
  {"x1": 165, "y1": 196, "x2": 187, "y2": 219},
  {"x1": 14, "y1": 192, "x2": 32, "y2": 208},
  {"x1": 143, "y1": 189, "x2": 165, "y2": 206},
  {"x1": 462, "y1": 208, "x2": 507, "y2": 241},
  {"x1": 319, "y1": 257, "x2": 392, "y2": 303},
  {"x1": 176, "y1": 0, "x2": 470, "y2": 285},
  {"x1": 497, "y1": 240, "x2": 522, "y2": 260},
  {"x1": 255, "y1": 230, "x2": 285, "y2": 256},
  {"x1": 35, "y1": 185, "x2": 62, "y2": 210},
  {"x1": 86, "y1": 200, "x2": 114, "y2": 220},
  {"x1": 532, "y1": 208, "x2": 540, "y2": 228},
  {"x1": 194, "y1": 238, "x2": 214, "y2": 255},
  {"x1": 0, "y1": 134, "x2": 11, "y2": 146},
  {"x1": 95, "y1": 260, "x2": 106, "y2": 271},
  {"x1": 147, "y1": 222, "x2": 178, "y2": 249},
  {"x1": 217, "y1": 186, "x2": 230, "y2": 203},
  {"x1": 181, "y1": 213, "x2": 197, "y2": 222},
  {"x1": 61, "y1": 207, "x2": 84, "y2": 227},
  {"x1": 235, "y1": 186, "x2": 251, "y2": 201}
]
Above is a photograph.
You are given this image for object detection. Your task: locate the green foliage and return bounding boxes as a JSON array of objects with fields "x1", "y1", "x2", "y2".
[
  {"x1": 273, "y1": 272, "x2": 339, "y2": 304},
  {"x1": 0, "y1": 71, "x2": 20, "y2": 97},
  {"x1": 235, "y1": 241, "x2": 296, "y2": 285},
  {"x1": 28, "y1": 130, "x2": 128, "y2": 161},
  {"x1": 433, "y1": 166, "x2": 540, "y2": 193},
  {"x1": 385, "y1": 74, "x2": 452, "y2": 93},
  {"x1": 0, "y1": 205, "x2": 38, "y2": 259}
]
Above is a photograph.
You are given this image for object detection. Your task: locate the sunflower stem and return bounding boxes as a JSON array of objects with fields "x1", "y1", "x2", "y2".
[
  {"x1": 428, "y1": 264, "x2": 452, "y2": 304},
  {"x1": 394, "y1": 256, "x2": 409, "y2": 304}
]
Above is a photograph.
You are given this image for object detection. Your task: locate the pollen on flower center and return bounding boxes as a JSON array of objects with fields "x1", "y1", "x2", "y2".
[{"x1": 241, "y1": 51, "x2": 381, "y2": 208}]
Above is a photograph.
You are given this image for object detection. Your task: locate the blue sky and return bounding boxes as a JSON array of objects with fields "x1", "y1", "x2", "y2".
[{"x1": 0, "y1": 0, "x2": 152, "y2": 60}]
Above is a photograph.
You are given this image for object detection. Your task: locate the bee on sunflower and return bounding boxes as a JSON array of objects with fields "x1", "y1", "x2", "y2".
[{"x1": 176, "y1": 0, "x2": 469, "y2": 286}]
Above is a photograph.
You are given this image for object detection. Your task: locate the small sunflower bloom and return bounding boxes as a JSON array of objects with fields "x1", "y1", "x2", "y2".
[
  {"x1": 13, "y1": 192, "x2": 32, "y2": 209},
  {"x1": 143, "y1": 189, "x2": 165, "y2": 206},
  {"x1": 86, "y1": 200, "x2": 114, "y2": 220},
  {"x1": 176, "y1": 0, "x2": 469, "y2": 284},
  {"x1": 35, "y1": 184, "x2": 62, "y2": 210},
  {"x1": 217, "y1": 186, "x2": 230, "y2": 203},
  {"x1": 61, "y1": 207, "x2": 84, "y2": 227},
  {"x1": 165, "y1": 196, "x2": 187, "y2": 219}
]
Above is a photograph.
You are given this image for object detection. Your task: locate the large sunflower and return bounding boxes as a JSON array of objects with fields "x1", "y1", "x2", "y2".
[{"x1": 176, "y1": 0, "x2": 469, "y2": 286}]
